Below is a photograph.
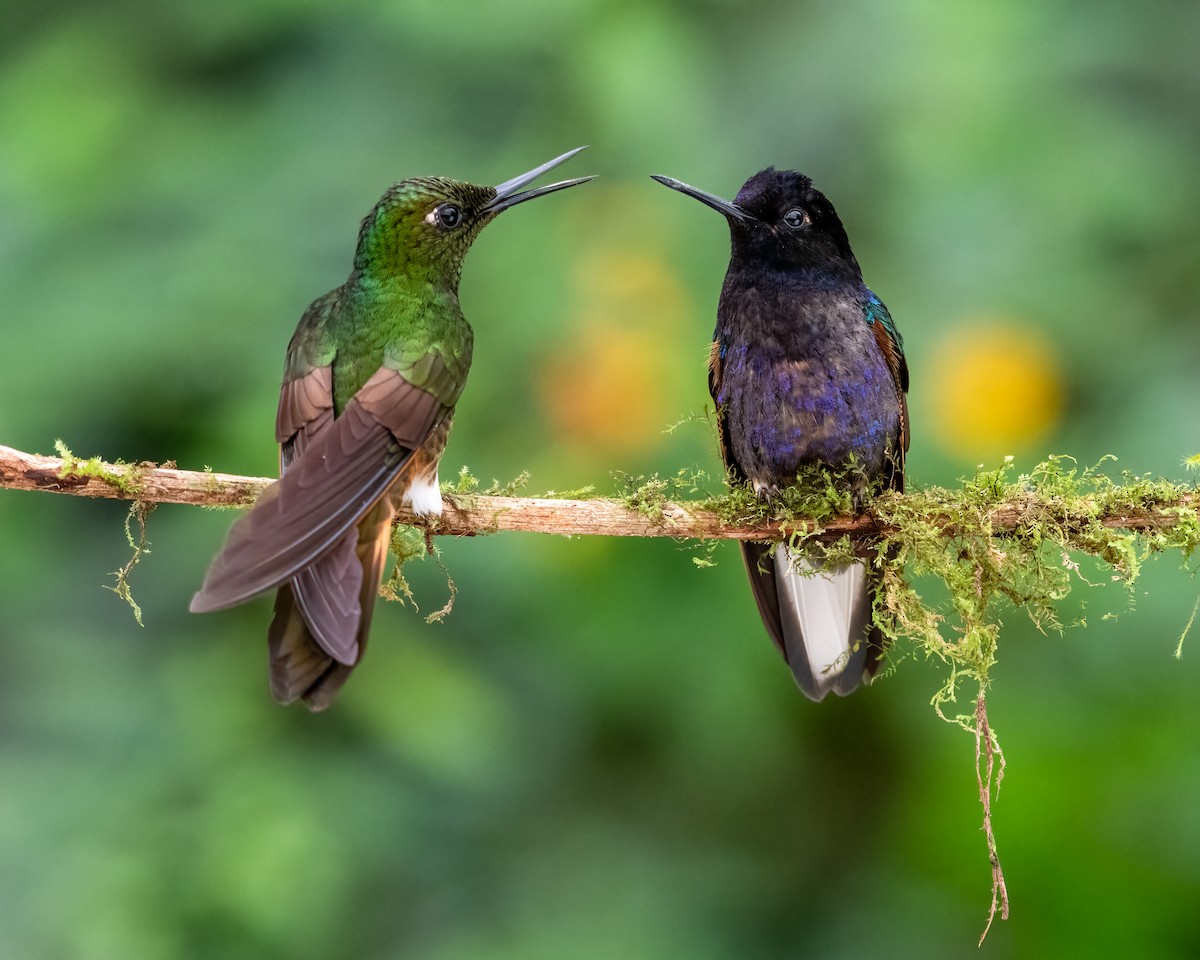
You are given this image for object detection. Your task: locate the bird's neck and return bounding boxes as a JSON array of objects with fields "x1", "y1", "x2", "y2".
[
  {"x1": 338, "y1": 271, "x2": 469, "y2": 351},
  {"x1": 720, "y1": 262, "x2": 863, "y2": 311},
  {"x1": 354, "y1": 255, "x2": 462, "y2": 293},
  {"x1": 345, "y1": 260, "x2": 466, "y2": 318},
  {"x1": 716, "y1": 264, "x2": 866, "y2": 346}
]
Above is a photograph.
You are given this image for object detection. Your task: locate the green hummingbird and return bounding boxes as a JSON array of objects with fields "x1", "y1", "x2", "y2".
[{"x1": 191, "y1": 147, "x2": 593, "y2": 710}]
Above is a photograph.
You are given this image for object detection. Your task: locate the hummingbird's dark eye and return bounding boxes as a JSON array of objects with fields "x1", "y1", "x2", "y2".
[
  {"x1": 434, "y1": 204, "x2": 462, "y2": 229},
  {"x1": 783, "y1": 209, "x2": 808, "y2": 229}
]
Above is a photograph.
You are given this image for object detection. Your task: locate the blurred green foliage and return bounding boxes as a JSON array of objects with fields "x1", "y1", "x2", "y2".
[{"x1": 2, "y1": 0, "x2": 1200, "y2": 957}]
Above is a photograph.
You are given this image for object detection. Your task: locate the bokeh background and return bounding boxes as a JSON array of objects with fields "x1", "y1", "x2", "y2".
[{"x1": 3, "y1": 1, "x2": 1200, "y2": 957}]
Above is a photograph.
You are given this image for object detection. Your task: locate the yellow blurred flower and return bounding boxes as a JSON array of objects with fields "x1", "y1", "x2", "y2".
[{"x1": 926, "y1": 319, "x2": 1064, "y2": 459}]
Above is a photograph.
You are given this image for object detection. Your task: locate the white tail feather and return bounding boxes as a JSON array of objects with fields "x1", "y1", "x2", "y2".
[{"x1": 773, "y1": 545, "x2": 873, "y2": 701}]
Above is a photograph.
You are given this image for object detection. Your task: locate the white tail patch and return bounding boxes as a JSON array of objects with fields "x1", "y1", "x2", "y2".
[
  {"x1": 402, "y1": 472, "x2": 443, "y2": 517},
  {"x1": 773, "y1": 545, "x2": 873, "y2": 701}
]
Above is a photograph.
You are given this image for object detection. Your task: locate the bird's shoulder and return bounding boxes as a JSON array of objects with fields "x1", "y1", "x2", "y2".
[
  {"x1": 862, "y1": 290, "x2": 908, "y2": 394},
  {"x1": 862, "y1": 288, "x2": 911, "y2": 471},
  {"x1": 381, "y1": 341, "x2": 470, "y2": 410},
  {"x1": 283, "y1": 286, "x2": 344, "y2": 381}
]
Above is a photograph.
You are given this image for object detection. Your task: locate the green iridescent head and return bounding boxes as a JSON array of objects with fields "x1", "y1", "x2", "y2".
[{"x1": 353, "y1": 147, "x2": 592, "y2": 286}]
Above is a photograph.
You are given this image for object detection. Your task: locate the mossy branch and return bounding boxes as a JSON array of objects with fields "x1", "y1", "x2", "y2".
[{"x1": 2, "y1": 443, "x2": 1195, "y2": 542}]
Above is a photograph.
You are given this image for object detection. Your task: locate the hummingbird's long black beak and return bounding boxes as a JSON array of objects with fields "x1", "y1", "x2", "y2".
[
  {"x1": 650, "y1": 174, "x2": 753, "y2": 223},
  {"x1": 484, "y1": 146, "x2": 594, "y2": 214}
]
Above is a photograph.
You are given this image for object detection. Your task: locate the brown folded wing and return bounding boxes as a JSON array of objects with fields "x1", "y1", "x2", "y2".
[{"x1": 190, "y1": 365, "x2": 445, "y2": 614}]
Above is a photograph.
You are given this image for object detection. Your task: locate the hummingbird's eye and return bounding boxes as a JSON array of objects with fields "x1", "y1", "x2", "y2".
[
  {"x1": 783, "y1": 208, "x2": 809, "y2": 229},
  {"x1": 434, "y1": 204, "x2": 462, "y2": 230}
]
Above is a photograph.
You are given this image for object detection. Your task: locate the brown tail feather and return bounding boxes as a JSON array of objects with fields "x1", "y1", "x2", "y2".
[
  {"x1": 267, "y1": 584, "x2": 337, "y2": 705},
  {"x1": 266, "y1": 498, "x2": 397, "y2": 710}
]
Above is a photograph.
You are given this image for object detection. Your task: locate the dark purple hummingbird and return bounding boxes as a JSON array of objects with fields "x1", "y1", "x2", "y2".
[{"x1": 653, "y1": 168, "x2": 909, "y2": 700}]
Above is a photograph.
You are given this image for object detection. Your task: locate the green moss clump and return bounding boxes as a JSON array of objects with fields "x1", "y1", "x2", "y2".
[
  {"x1": 380, "y1": 522, "x2": 459, "y2": 625},
  {"x1": 614, "y1": 467, "x2": 713, "y2": 521},
  {"x1": 55, "y1": 439, "x2": 148, "y2": 498},
  {"x1": 55, "y1": 441, "x2": 156, "y2": 623},
  {"x1": 443, "y1": 465, "x2": 532, "y2": 497},
  {"x1": 107, "y1": 502, "x2": 153, "y2": 626},
  {"x1": 865, "y1": 456, "x2": 1196, "y2": 723},
  {"x1": 380, "y1": 524, "x2": 428, "y2": 608},
  {"x1": 695, "y1": 460, "x2": 866, "y2": 529}
]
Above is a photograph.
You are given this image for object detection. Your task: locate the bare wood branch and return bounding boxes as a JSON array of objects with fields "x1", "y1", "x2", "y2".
[{"x1": 1, "y1": 443, "x2": 1195, "y2": 541}]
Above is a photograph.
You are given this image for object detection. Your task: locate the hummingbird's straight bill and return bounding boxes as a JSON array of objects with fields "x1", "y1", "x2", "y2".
[
  {"x1": 649, "y1": 175, "x2": 752, "y2": 223},
  {"x1": 486, "y1": 146, "x2": 594, "y2": 212},
  {"x1": 191, "y1": 149, "x2": 593, "y2": 709}
]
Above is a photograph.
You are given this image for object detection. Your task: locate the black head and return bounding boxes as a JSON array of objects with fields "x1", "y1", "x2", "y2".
[{"x1": 651, "y1": 168, "x2": 861, "y2": 277}]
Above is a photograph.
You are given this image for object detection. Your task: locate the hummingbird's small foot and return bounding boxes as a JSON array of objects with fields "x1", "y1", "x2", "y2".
[{"x1": 752, "y1": 480, "x2": 780, "y2": 501}]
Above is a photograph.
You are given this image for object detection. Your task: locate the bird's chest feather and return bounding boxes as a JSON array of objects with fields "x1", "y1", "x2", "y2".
[
  {"x1": 330, "y1": 283, "x2": 472, "y2": 414},
  {"x1": 713, "y1": 284, "x2": 899, "y2": 486}
]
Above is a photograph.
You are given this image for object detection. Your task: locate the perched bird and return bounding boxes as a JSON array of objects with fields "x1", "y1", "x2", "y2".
[
  {"x1": 652, "y1": 169, "x2": 909, "y2": 701},
  {"x1": 192, "y1": 148, "x2": 593, "y2": 710}
]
